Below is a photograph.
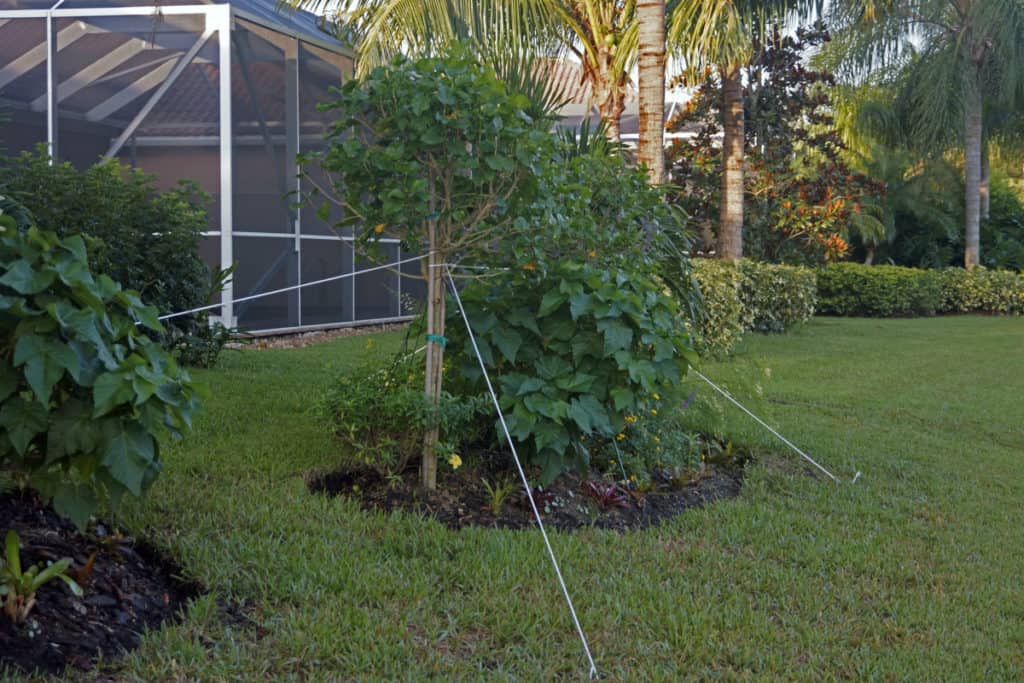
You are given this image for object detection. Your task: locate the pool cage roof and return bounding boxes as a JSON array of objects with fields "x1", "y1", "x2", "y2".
[{"x1": 0, "y1": 0, "x2": 424, "y2": 333}]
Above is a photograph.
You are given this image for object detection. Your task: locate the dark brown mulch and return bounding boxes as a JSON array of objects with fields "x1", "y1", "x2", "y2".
[
  {"x1": 0, "y1": 489, "x2": 201, "y2": 676},
  {"x1": 308, "y1": 455, "x2": 745, "y2": 533}
]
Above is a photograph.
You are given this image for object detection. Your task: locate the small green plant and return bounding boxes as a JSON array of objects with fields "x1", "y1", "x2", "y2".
[
  {"x1": 480, "y1": 475, "x2": 516, "y2": 516},
  {"x1": 1, "y1": 530, "x2": 83, "y2": 624},
  {"x1": 320, "y1": 352, "x2": 490, "y2": 479}
]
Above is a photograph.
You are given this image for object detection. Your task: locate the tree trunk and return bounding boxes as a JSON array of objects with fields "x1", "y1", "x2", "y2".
[
  {"x1": 637, "y1": 0, "x2": 665, "y2": 185},
  {"x1": 719, "y1": 64, "x2": 744, "y2": 261},
  {"x1": 964, "y1": 87, "x2": 982, "y2": 269},
  {"x1": 421, "y1": 218, "x2": 444, "y2": 490},
  {"x1": 980, "y1": 142, "x2": 990, "y2": 220},
  {"x1": 864, "y1": 245, "x2": 875, "y2": 265},
  {"x1": 596, "y1": 80, "x2": 625, "y2": 141}
]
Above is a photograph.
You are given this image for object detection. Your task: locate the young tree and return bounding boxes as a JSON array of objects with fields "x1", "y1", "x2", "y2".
[{"x1": 306, "y1": 54, "x2": 550, "y2": 489}]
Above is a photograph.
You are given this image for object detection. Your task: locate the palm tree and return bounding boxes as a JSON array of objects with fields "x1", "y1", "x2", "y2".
[
  {"x1": 668, "y1": 0, "x2": 815, "y2": 260},
  {"x1": 315, "y1": 1, "x2": 640, "y2": 139},
  {"x1": 636, "y1": 0, "x2": 666, "y2": 183},
  {"x1": 826, "y1": 0, "x2": 1024, "y2": 268}
]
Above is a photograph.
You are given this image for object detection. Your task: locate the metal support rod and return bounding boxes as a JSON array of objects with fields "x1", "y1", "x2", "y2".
[{"x1": 216, "y1": 5, "x2": 234, "y2": 326}]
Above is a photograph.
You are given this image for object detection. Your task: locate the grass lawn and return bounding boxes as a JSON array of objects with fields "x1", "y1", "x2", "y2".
[{"x1": 8, "y1": 316, "x2": 1024, "y2": 681}]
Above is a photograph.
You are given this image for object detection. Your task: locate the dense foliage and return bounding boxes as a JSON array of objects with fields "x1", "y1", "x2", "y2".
[
  {"x1": 447, "y1": 262, "x2": 697, "y2": 483},
  {"x1": 0, "y1": 151, "x2": 226, "y2": 366},
  {"x1": 320, "y1": 352, "x2": 490, "y2": 478},
  {"x1": 690, "y1": 259, "x2": 817, "y2": 354},
  {"x1": 667, "y1": 24, "x2": 885, "y2": 264},
  {"x1": 0, "y1": 223, "x2": 201, "y2": 528},
  {"x1": 817, "y1": 263, "x2": 944, "y2": 316}
]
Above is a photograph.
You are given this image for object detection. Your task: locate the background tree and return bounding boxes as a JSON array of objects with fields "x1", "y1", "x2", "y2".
[
  {"x1": 669, "y1": 0, "x2": 818, "y2": 260},
  {"x1": 306, "y1": 53, "x2": 551, "y2": 489},
  {"x1": 824, "y1": 0, "x2": 1024, "y2": 268},
  {"x1": 637, "y1": 0, "x2": 667, "y2": 183}
]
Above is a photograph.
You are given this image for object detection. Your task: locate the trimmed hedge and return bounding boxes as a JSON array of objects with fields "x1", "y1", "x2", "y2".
[
  {"x1": 816, "y1": 263, "x2": 942, "y2": 317},
  {"x1": 690, "y1": 260, "x2": 816, "y2": 354},
  {"x1": 818, "y1": 263, "x2": 1023, "y2": 317}
]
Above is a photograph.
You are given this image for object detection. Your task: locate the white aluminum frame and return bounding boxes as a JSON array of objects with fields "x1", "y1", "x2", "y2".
[{"x1": 0, "y1": 1, "x2": 418, "y2": 335}]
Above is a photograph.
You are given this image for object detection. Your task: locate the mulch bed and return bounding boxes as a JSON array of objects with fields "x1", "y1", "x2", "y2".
[
  {"x1": 309, "y1": 455, "x2": 746, "y2": 532},
  {"x1": 0, "y1": 489, "x2": 201, "y2": 676}
]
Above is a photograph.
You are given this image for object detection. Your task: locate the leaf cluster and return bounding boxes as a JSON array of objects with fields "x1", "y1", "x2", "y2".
[
  {"x1": 0, "y1": 225, "x2": 202, "y2": 529},
  {"x1": 448, "y1": 262, "x2": 697, "y2": 483}
]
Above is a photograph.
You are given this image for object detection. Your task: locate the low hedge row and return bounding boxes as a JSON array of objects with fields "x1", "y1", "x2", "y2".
[
  {"x1": 817, "y1": 263, "x2": 1024, "y2": 317},
  {"x1": 690, "y1": 260, "x2": 817, "y2": 354}
]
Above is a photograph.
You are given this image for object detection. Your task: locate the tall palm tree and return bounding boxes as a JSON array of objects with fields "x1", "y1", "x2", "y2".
[
  {"x1": 636, "y1": 0, "x2": 666, "y2": 183},
  {"x1": 315, "y1": 0, "x2": 640, "y2": 139},
  {"x1": 668, "y1": 0, "x2": 815, "y2": 260},
  {"x1": 826, "y1": 0, "x2": 1024, "y2": 268}
]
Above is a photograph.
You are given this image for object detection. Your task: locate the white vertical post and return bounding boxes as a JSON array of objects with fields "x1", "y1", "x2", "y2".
[
  {"x1": 215, "y1": 5, "x2": 234, "y2": 326},
  {"x1": 44, "y1": 7, "x2": 60, "y2": 162}
]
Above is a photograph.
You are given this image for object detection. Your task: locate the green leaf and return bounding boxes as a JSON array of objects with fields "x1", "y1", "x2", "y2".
[
  {"x1": 13, "y1": 334, "x2": 79, "y2": 405},
  {"x1": 47, "y1": 399, "x2": 99, "y2": 463},
  {"x1": 492, "y1": 328, "x2": 522, "y2": 364},
  {"x1": 0, "y1": 362, "x2": 17, "y2": 402},
  {"x1": 537, "y1": 289, "x2": 567, "y2": 318},
  {"x1": 568, "y1": 395, "x2": 611, "y2": 435},
  {"x1": 0, "y1": 396, "x2": 47, "y2": 455},
  {"x1": 0, "y1": 260, "x2": 56, "y2": 294},
  {"x1": 597, "y1": 319, "x2": 634, "y2": 355},
  {"x1": 93, "y1": 371, "x2": 135, "y2": 417},
  {"x1": 484, "y1": 155, "x2": 514, "y2": 173},
  {"x1": 51, "y1": 482, "x2": 99, "y2": 532},
  {"x1": 569, "y1": 292, "x2": 592, "y2": 320},
  {"x1": 555, "y1": 373, "x2": 596, "y2": 393},
  {"x1": 610, "y1": 387, "x2": 634, "y2": 413},
  {"x1": 99, "y1": 421, "x2": 155, "y2": 497},
  {"x1": 523, "y1": 394, "x2": 568, "y2": 420}
]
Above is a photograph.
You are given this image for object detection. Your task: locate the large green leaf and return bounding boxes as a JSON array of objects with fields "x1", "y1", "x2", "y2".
[
  {"x1": 13, "y1": 334, "x2": 79, "y2": 404},
  {"x1": 92, "y1": 371, "x2": 135, "y2": 417},
  {"x1": 597, "y1": 319, "x2": 634, "y2": 355},
  {"x1": 0, "y1": 362, "x2": 18, "y2": 402},
  {"x1": 0, "y1": 396, "x2": 47, "y2": 455},
  {"x1": 47, "y1": 399, "x2": 100, "y2": 463},
  {"x1": 99, "y1": 421, "x2": 155, "y2": 497},
  {"x1": 492, "y1": 327, "x2": 523, "y2": 363},
  {"x1": 0, "y1": 259, "x2": 56, "y2": 294}
]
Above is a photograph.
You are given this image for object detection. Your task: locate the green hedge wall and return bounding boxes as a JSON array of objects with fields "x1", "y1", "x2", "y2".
[
  {"x1": 690, "y1": 260, "x2": 816, "y2": 354},
  {"x1": 818, "y1": 263, "x2": 1024, "y2": 317}
]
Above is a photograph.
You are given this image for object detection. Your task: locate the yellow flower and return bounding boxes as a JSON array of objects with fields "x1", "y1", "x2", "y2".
[
  {"x1": 624, "y1": 415, "x2": 637, "y2": 424},
  {"x1": 616, "y1": 433, "x2": 626, "y2": 441},
  {"x1": 447, "y1": 454, "x2": 463, "y2": 469},
  {"x1": 653, "y1": 436, "x2": 661, "y2": 443},
  {"x1": 652, "y1": 393, "x2": 661, "y2": 401},
  {"x1": 650, "y1": 409, "x2": 658, "y2": 416},
  {"x1": 374, "y1": 223, "x2": 385, "y2": 234}
]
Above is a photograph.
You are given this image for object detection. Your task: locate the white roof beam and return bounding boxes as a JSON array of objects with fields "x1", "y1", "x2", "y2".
[
  {"x1": 0, "y1": 20, "x2": 87, "y2": 90},
  {"x1": 29, "y1": 37, "x2": 147, "y2": 111},
  {"x1": 85, "y1": 59, "x2": 176, "y2": 122}
]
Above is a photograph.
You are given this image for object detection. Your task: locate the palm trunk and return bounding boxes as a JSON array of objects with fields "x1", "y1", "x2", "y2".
[
  {"x1": 964, "y1": 87, "x2": 982, "y2": 269},
  {"x1": 980, "y1": 142, "x2": 990, "y2": 220},
  {"x1": 637, "y1": 0, "x2": 666, "y2": 185},
  {"x1": 719, "y1": 64, "x2": 745, "y2": 261},
  {"x1": 596, "y1": 81, "x2": 625, "y2": 141}
]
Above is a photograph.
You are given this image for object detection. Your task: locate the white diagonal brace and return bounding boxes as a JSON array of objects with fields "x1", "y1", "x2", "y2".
[
  {"x1": 0, "y1": 20, "x2": 87, "y2": 90},
  {"x1": 30, "y1": 37, "x2": 146, "y2": 111},
  {"x1": 87, "y1": 60, "x2": 175, "y2": 123},
  {"x1": 98, "y1": 26, "x2": 214, "y2": 159}
]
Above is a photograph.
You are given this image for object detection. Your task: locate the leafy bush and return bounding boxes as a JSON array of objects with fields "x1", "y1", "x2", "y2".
[
  {"x1": 320, "y1": 352, "x2": 490, "y2": 478},
  {"x1": 447, "y1": 262, "x2": 697, "y2": 483},
  {"x1": 937, "y1": 267, "x2": 1024, "y2": 315},
  {"x1": 0, "y1": 150, "x2": 223, "y2": 365},
  {"x1": 737, "y1": 261, "x2": 817, "y2": 333},
  {"x1": 689, "y1": 259, "x2": 816, "y2": 353},
  {"x1": 816, "y1": 263, "x2": 943, "y2": 316},
  {"x1": 0, "y1": 225, "x2": 201, "y2": 529},
  {"x1": 980, "y1": 176, "x2": 1024, "y2": 271}
]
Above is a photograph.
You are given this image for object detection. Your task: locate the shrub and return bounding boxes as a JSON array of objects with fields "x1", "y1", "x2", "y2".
[
  {"x1": 320, "y1": 352, "x2": 490, "y2": 479},
  {"x1": 447, "y1": 262, "x2": 697, "y2": 483},
  {"x1": 0, "y1": 150, "x2": 223, "y2": 365},
  {"x1": 816, "y1": 263, "x2": 942, "y2": 316},
  {"x1": 0, "y1": 225, "x2": 201, "y2": 529},
  {"x1": 938, "y1": 267, "x2": 1024, "y2": 315},
  {"x1": 689, "y1": 259, "x2": 816, "y2": 353},
  {"x1": 736, "y1": 261, "x2": 817, "y2": 333}
]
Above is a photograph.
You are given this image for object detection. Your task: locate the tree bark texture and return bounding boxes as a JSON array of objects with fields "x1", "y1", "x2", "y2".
[
  {"x1": 718, "y1": 65, "x2": 745, "y2": 261},
  {"x1": 421, "y1": 218, "x2": 444, "y2": 489},
  {"x1": 964, "y1": 87, "x2": 982, "y2": 269},
  {"x1": 980, "y1": 143, "x2": 990, "y2": 220},
  {"x1": 637, "y1": 0, "x2": 666, "y2": 185}
]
